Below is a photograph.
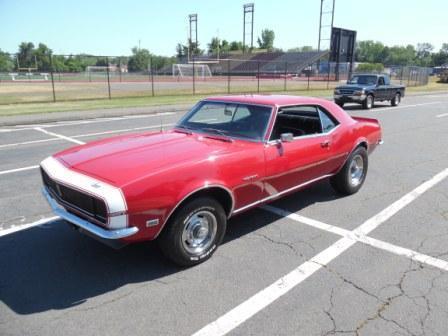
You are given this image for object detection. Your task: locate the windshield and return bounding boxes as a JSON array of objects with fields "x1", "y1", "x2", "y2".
[
  {"x1": 348, "y1": 75, "x2": 378, "y2": 85},
  {"x1": 176, "y1": 101, "x2": 272, "y2": 141}
]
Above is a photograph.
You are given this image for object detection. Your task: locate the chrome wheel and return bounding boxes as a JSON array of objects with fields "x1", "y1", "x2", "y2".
[
  {"x1": 394, "y1": 93, "x2": 400, "y2": 105},
  {"x1": 181, "y1": 210, "x2": 217, "y2": 255},
  {"x1": 349, "y1": 154, "x2": 364, "y2": 186},
  {"x1": 366, "y1": 95, "x2": 373, "y2": 109}
]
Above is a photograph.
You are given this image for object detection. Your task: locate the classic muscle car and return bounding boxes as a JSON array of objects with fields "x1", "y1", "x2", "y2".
[{"x1": 40, "y1": 95, "x2": 382, "y2": 266}]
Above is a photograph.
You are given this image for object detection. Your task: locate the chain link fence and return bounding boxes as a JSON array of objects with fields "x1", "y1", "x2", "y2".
[{"x1": 0, "y1": 53, "x2": 431, "y2": 105}]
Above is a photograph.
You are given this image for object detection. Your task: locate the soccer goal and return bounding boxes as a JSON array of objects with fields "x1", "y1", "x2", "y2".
[
  {"x1": 172, "y1": 64, "x2": 212, "y2": 78},
  {"x1": 86, "y1": 65, "x2": 118, "y2": 79}
]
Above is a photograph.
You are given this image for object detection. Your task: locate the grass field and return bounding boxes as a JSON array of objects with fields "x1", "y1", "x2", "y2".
[{"x1": 0, "y1": 76, "x2": 445, "y2": 117}]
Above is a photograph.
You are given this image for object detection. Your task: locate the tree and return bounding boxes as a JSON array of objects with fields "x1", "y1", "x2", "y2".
[
  {"x1": 356, "y1": 63, "x2": 384, "y2": 73},
  {"x1": 385, "y1": 45, "x2": 416, "y2": 65},
  {"x1": 257, "y1": 29, "x2": 275, "y2": 50},
  {"x1": 432, "y1": 43, "x2": 448, "y2": 66},
  {"x1": 0, "y1": 50, "x2": 14, "y2": 72},
  {"x1": 415, "y1": 43, "x2": 434, "y2": 66},
  {"x1": 128, "y1": 47, "x2": 151, "y2": 72},
  {"x1": 208, "y1": 37, "x2": 220, "y2": 54},
  {"x1": 33, "y1": 43, "x2": 52, "y2": 71},
  {"x1": 207, "y1": 38, "x2": 231, "y2": 55},
  {"x1": 176, "y1": 43, "x2": 188, "y2": 58},
  {"x1": 355, "y1": 40, "x2": 385, "y2": 63},
  {"x1": 229, "y1": 41, "x2": 243, "y2": 51},
  {"x1": 17, "y1": 42, "x2": 35, "y2": 69}
]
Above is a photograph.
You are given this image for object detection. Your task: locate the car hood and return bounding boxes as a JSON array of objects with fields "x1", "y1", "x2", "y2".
[
  {"x1": 55, "y1": 130, "x2": 246, "y2": 187},
  {"x1": 336, "y1": 84, "x2": 376, "y2": 91}
]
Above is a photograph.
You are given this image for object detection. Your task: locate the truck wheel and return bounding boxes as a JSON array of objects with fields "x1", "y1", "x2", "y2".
[
  {"x1": 391, "y1": 93, "x2": 401, "y2": 106},
  {"x1": 330, "y1": 146, "x2": 368, "y2": 195},
  {"x1": 335, "y1": 100, "x2": 344, "y2": 108},
  {"x1": 362, "y1": 95, "x2": 374, "y2": 109},
  {"x1": 158, "y1": 197, "x2": 227, "y2": 267}
]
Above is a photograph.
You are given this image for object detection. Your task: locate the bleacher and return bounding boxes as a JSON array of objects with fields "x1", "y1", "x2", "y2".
[{"x1": 170, "y1": 50, "x2": 329, "y2": 76}]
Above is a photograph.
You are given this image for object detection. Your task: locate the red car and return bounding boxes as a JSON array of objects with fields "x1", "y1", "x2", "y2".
[{"x1": 40, "y1": 95, "x2": 382, "y2": 266}]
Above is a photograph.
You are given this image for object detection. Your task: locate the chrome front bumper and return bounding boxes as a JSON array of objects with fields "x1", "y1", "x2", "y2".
[
  {"x1": 42, "y1": 187, "x2": 138, "y2": 240},
  {"x1": 334, "y1": 94, "x2": 366, "y2": 102}
]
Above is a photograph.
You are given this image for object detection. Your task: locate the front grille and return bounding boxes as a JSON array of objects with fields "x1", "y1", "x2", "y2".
[
  {"x1": 340, "y1": 89, "x2": 355, "y2": 95},
  {"x1": 41, "y1": 168, "x2": 108, "y2": 224}
]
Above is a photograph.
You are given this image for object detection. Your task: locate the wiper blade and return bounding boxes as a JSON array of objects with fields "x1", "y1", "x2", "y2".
[
  {"x1": 201, "y1": 128, "x2": 234, "y2": 142},
  {"x1": 202, "y1": 128, "x2": 229, "y2": 137},
  {"x1": 174, "y1": 125, "x2": 194, "y2": 134}
]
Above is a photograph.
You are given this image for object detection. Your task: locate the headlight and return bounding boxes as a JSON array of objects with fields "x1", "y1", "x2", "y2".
[
  {"x1": 354, "y1": 90, "x2": 364, "y2": 96},
  {"x1": 334, "y1": 89, "x2": 340, "y2": 94}
]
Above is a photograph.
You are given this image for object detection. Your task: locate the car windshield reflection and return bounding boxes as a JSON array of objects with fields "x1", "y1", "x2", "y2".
[{"x1": 176, "y1": 101, "x2": 272, "y2": 141}]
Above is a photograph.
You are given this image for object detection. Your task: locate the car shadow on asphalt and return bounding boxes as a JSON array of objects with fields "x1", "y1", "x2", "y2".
[{"x1": 0, "y1": 180, "x2": 341, "y2": 315}]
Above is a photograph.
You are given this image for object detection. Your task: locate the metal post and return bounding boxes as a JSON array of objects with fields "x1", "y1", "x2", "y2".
[
  {"x1": 192, "y1": 56, "x2": 196, "y2": 95},
  {"x1": 150, "y1": 57, "x2": 155, "y2": 96},
  {"x1": 257, "y1": 61, "x2": 260, "y2": 93},
  {"x1": 407, "y1": 67, "x2": 411, "y2": 87},
  {"x1": 119, "y1": 59, "x2": 122, "y2": 83},
  {"x1": 283, "y1": 61, "x2": 287, "y2": 91},
  {"x1": 106, "y1": 57, "x2": 111, "y2": 99},
  {"x1": 49, "y1": 55, "x2": 56, "y2": 102},
  {"x1": 307, "y1": 65, "x2": 311, "y2": 90},
  {"x1": 227, "y1": 59, "x2": 231, "y2": 94}
]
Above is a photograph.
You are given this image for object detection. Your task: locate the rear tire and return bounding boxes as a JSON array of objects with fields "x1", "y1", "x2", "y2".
[
  {"x1": 158, "y1": 197, "x2": 227, "y2": 267},
  {"x1": 362, "y1": 95, "x2": 374, "y2": 109},
  {"x1": 391, "y1": 92, "x2": 401, "y2": 106},
  {"x1": 330, "y1": 146, "x2": 368, "y2": 195}
]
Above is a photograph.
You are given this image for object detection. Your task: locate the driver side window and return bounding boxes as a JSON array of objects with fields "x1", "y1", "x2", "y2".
[
  {"x1": 270, "y1": 105, "x2": 339, "y2": 140},
  {"x1": 270, "y1": 105, "x2": 322, "y2": 140}
]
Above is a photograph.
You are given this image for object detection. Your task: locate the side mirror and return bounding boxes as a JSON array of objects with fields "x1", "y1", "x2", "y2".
[{"x1": 280, "y1": 133, "x2": 294, "y2": 143}]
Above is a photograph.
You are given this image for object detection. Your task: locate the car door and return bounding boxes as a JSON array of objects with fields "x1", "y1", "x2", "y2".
[
  {"x1": 376, "y1": 76, "x2": 386, "y2": 100},
  {"x1": 262, "y1": 105, "x2": 343, "y2": 198}
]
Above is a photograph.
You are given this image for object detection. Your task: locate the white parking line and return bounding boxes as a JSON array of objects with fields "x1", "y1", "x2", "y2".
[
  {"x1": 0, "y1": 124, "x2": 176, "y2": 149},
  {"x1": 436, "y1": 113, "x2": 448, "y2": 118},
  {"x1": 193, "y1": 167, "x2": 448, "y2": 336},
  {"x1": 0, "y1": 165, "x2": 39, "y2": 175},
  {"x1": 34, "y1": 128, "x2": 86, "y2": 145},
  {"x1": 0, "y1": 216, "x2": 59, "y2": 237},
  {"x1": 0, "y1": 112, "x2": 178, "y2": 133},
  {"x1": 263, "y1": 206, "x2": 448, "y2": 272}
]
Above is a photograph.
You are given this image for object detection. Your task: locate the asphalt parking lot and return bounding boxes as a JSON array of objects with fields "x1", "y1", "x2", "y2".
[{"x1": 1, "y1": 93, "x2": 448, "y2": 336}]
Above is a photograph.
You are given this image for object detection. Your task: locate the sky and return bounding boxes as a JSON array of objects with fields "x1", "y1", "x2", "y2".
[{"x1": 1, "y1": 0, "x2": 447, "y2": 56}]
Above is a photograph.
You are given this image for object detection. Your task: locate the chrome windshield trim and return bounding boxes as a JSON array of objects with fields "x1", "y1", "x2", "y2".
[{"x1": 42, "y1": 187, "x2": 138, "y2": 240}]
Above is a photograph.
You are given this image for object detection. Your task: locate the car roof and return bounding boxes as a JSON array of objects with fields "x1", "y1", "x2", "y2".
[{"x1": 204, "y1": 94, "x2": 329, "y2": 107}]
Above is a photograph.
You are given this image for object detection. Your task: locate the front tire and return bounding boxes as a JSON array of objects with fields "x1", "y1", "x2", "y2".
[
  {"x1": 330, "y1": 146, "x2": 368, "y2": 195},
  {"x1": 391, "y1": 92, "x2": 401, "y2": 106},
  {"x1": 335, "y1": 100, "x2": 344, "y2": 108},
  {"x1": 362, "y1": 94, "x2": 374, "y2": 109},
  {"x1": 158, "y1": 197, "x2": 227, "y2": 267}
]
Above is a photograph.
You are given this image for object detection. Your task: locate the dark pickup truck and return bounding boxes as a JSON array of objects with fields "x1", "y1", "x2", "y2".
[{"x1": 334, "y1": 74, "x2": 405, "y2": 109}]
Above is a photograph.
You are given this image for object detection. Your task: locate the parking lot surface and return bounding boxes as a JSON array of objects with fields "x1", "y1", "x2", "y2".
[{"x1": 1, "y1": 93, "x2": 448, "y2": 336}]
